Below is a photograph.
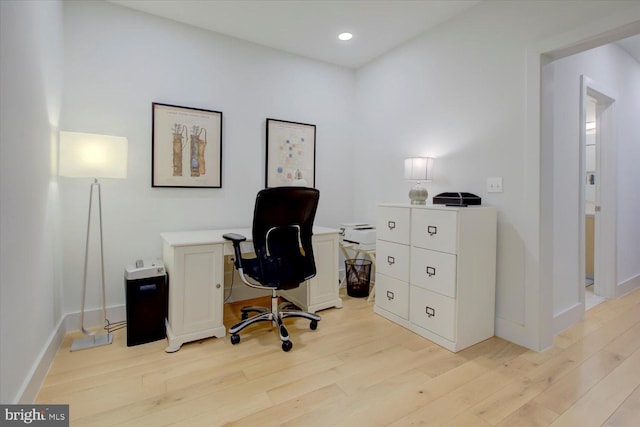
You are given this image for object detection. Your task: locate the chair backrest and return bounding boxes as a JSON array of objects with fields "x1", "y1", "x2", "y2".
[{"x1": 251, "y1": 187, "x2": 320, "y2": 290}]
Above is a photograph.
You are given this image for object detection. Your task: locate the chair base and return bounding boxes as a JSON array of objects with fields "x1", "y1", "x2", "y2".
[{"x1": 229, "y1": 290, "x2": 320, "y2": 352}]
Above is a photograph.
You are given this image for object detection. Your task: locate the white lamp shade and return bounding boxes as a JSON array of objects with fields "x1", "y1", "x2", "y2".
[
  {"x1": 59, "y1": 131, "x2": 128, "y2": 178},
  {"x1": 404, "y1": 157, "x2": 433, "y2": 181}
]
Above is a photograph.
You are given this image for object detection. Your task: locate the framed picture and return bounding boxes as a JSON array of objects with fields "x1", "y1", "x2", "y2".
[
  {"x1": 266, "y1": 118, "x2": 316, "y2": 188},
  {"x1": 152, "y1": 102, "x2": 222, "y2": 188}
]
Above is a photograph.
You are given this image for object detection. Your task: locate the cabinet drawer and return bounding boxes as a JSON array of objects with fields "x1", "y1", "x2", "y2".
[
  {"x1": 410, "y1": 286, "x2": 456, "y2": 341},
  {"x1": 375, "y1": 274, "x2": 409, "y2": 319},
  {"x1": 411, "y1": 209, "x2": 458, "y2": 254},
  {"x1": 377, "y1": 206, "x2": 410, "y2": 244},
  {"x1": 410, "y1": 247, "x2": 457, "y2": 298},
  {"x1": 376, "y1": 240, "x2": 410, "y2": 282}
]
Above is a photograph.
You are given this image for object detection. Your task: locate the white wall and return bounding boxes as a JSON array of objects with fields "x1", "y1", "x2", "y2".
[
  {"x1": 60, "y1": 1, "x2": 355, "y2": 316},
  {"x1": 0, "y1": 0, "x2": 64, "y2": 403},
  {"x1": 2, "y1": 0, "x2": 638, "y2": 403},
  {"x1": 352, "y1": 0, "x2": 640, "y2": 349},
  {"x1": 549, "y1": 43, "x2": 640, "y2": 318},
  {"x1": 615, "y1": 50, "x2": 640, "y2": 287}
]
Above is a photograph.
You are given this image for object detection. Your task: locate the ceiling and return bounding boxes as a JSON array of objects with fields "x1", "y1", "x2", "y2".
[
  {"x1": 108, "y1": 0, "x2": 481, "y2": 69},
  {"x1": 109, "y1": 0, "x2": 639, "y2": 69},
  {"x1": 617, "y1": 34, "x2": 640, "y2": 63}
]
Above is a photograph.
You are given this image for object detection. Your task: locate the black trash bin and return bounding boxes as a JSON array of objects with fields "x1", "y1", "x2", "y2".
[
  {"x1": 345, "y1": 259, "x2": 372, "y2": 298},
  {"x1": 125, "y1": 261, "x2": 168, "y2": 347}
]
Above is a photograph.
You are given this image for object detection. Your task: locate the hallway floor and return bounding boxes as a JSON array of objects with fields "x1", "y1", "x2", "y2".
[{"x1": 586, "y1": 283, "x2": 606, "y2": 310}]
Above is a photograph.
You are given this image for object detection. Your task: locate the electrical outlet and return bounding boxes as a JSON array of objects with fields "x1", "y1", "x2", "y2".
[{"x1": 487, "y1": 177, "x2": 503, "y2": 193}]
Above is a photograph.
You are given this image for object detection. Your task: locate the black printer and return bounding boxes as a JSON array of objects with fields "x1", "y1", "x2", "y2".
[{"x1": 433, "y1": 192, "x2": 481, "y2": 206}]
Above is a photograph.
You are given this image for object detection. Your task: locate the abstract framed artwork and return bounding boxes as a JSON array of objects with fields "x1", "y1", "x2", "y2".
[
  {"x1": 152, "y1": 102, "x2": 222, "y2": 188},
  {"x1": 265, "y1": 118, "x2": 316, "y2": 188}
]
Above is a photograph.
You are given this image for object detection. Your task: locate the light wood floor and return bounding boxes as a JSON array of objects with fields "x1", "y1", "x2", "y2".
[{"x1": 36, "y1": 287, "x2": 640, "y2": 426}]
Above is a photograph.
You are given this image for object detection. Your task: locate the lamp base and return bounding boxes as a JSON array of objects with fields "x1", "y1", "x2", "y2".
[
  {"x1": 409, "y1": 183, "x2": 428, "y2": 205},
  {"x1": 70, "y1": 333, "x2": 113, "y2": 351}
]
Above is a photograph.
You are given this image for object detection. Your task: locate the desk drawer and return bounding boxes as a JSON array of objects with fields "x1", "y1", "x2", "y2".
[
  {"x1": 377, "y1": 206, "x2": 410, "y2": 244},
  {"x1": 410, "y1": 286, "x2": 456, "y2": 341},
  {"x1": 375, "y1": 274, "x2": 409, "y2": 319},
  {"x1": 411, "y1": 209, "x2": 458, "y2": 254},
  {"x1": 376, "y1": 240, "x2": 410, "y2": 282},
  {"x1": 410, "y1": 247, "x2": 457, "y2": 298}
]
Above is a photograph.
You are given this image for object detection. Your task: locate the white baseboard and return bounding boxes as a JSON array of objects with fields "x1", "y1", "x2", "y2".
[
  {"x1": 551, "y1": 274, "x2": 640, "y2": 337},
  {"x1": 617, "y1": 274, "x2": 640, "y2": 298},
  {"x1": 495, "y1": 317, "x2": 543, "y2": 351},
  {"x1": 63, "y1": 304, "x2": 126, "y2": 333},
  {"x1": 553, "y1": 302, "x2": 585, "y2": 334},
  {"x1": 19, "y1": 305, "x2": 126, "y2": 403},
  {"x1": 16, "y1": 317, "x2": 66, "y2": 404}
]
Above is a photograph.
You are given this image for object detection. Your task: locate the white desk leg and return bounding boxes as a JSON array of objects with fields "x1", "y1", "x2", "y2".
[
  {"x1": 339, "y1": 243, "x2": 352, "y2": 289},
  {"x1": 367, "y1": 250, "x2": 377, "y2": 302}
]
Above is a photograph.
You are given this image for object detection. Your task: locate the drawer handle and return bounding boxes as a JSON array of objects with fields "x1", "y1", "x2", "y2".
[
  {"x1": 388, "y1": 221, "x2": 396, "y2": 230},
  {"x1": 425, "y1": 306, "x2": 436, "y2": 318},
  {"x1": 386, "y1": 291, "x2": 395, "y2": 301},
  {"x1": 427, "y1": 226, "x2": 437, "y2": 236},
  {"x1": 387, "y1": 256, "x2": 395, "y2": 266},
  {"x1": 426, "y1": 266, "x2": 436, "y2": 277}
]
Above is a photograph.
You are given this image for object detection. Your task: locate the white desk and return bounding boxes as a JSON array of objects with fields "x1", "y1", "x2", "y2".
[{"x1": 161, "y1": 226, "x2": 342, "y2": 352}]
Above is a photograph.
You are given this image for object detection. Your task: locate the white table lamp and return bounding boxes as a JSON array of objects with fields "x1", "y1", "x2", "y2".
[
  {"x1": 405, "y1": 157, "x2": 434, "y2": 205},
  {"x1": 59, "y1": 131, "x2": 128, "y2": 351}
]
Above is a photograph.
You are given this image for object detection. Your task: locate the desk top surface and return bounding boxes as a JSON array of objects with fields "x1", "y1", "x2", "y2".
[{"x1": 161, "y1": 226, "x2": 338, "y2": 247}]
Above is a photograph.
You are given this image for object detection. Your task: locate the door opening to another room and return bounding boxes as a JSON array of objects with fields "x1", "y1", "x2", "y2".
[
  {"x1": 580, "y1": 76, "x2": 617, "y2": 310},
  {"x1": 583, "y1": 95, "x2": 603, "y2": 309}
]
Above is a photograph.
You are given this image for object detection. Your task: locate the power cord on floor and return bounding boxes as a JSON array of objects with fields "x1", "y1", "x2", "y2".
[
  {"x1": 104, "y1": 319, "x2": 126, "y2": 333},
  {"x1": 224, "y1": 257, "x2": 236, "y2": 302}
]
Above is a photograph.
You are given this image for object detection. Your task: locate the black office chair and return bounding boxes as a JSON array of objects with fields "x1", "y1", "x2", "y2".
[{"x1": 223, "y1": 187, "x2": 321, "y2": 352}]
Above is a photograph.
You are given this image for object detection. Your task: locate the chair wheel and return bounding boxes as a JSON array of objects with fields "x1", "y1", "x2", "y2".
[
  {"x1": 310, "y1": 320, "x2": 318, "y2": 330},
  {"x1": 282, "y1": 340, "x2": 293, "y2": 352},
  {"x1": 230, "y1": 334, "x2": 240, "y2": 345}
]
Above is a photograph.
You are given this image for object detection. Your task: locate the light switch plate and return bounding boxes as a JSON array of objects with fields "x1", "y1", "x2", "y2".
[{"x1": 487, "y1": 177, "x2": 503, "y2": 193}]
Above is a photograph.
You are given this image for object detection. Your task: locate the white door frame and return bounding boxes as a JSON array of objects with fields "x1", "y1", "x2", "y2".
[
  {"x1": 523, "y1": 9, "x2": 639, "y2": 351},
  {"x1": 579, "y1": 76, "x2": 618, "y2": 300}
]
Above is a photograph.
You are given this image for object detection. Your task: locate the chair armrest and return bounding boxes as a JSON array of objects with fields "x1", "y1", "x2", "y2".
[
  {"x1": 223, "y1": 233, "x2": 248, "y2": 270},
  {"x1": 222, "y1": 233, "x2": 247, "y2": 243}
]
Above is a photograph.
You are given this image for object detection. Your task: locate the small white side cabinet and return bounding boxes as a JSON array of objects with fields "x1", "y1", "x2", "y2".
[
  {"x1": 279, "y1": 232, "x2": 343, "y2": 313},
  {"x1": 375, "y1": 204, "x2": 497, "y2": 352},
  {"x1": 163, "y1": 242, "x2": 226, "y2": 353}
]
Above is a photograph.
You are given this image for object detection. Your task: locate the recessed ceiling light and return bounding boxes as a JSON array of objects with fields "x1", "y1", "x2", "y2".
[{"x1": 338, "y1": 32, "x2": 353, "y2": 41}]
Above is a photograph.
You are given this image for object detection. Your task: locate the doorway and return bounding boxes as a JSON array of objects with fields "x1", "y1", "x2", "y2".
[
  {"x1": 579, "y1": 75, "x2": 618, "y2": 309},
  {"x1": 584, "y1": 95, "x2": 601, "y2": 308},
  {"x1": 527, "y1": 17, "x2": 639, "y2": 350}
]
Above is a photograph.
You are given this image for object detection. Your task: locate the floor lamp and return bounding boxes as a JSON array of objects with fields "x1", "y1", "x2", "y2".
[{"x1": 59, "y1": 131, "x2": 128, "y2": 351}]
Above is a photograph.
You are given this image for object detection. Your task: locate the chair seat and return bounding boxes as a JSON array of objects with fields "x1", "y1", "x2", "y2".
[{"x1": 243, "y1": 257, "x2": 305, "y2": 290}]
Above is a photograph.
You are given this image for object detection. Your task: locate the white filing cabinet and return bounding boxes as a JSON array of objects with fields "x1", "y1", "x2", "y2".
[{"x1": 374, "y1": 204, "x2": 497, "y2": 352}]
